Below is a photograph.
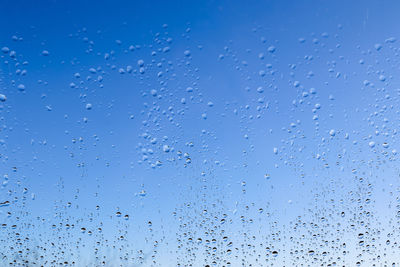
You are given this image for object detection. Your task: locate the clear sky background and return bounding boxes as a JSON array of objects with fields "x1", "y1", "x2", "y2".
[{"x1": 1, "y1": 0, "x2": 400, "y2": 266}]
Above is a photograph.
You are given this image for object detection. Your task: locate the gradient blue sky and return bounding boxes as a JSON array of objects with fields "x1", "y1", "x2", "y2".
[{"x1": 1, "y1": 0, "x2": 400, "y2": 266}]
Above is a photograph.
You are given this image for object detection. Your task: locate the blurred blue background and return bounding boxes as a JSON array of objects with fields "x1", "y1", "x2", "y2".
[{"x1": 1, "y1": 0, "x2": 400, "y2": 266}]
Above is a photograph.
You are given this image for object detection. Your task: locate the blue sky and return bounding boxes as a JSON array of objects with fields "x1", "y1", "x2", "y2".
[{"x1": 2, "y1": 0, "x2": 400, "y2": 266}]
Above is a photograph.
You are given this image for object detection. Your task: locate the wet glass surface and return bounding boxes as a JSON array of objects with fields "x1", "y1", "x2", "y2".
[{"x1": 1, "y1": 1, "x2": 400, "y2": 266}]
